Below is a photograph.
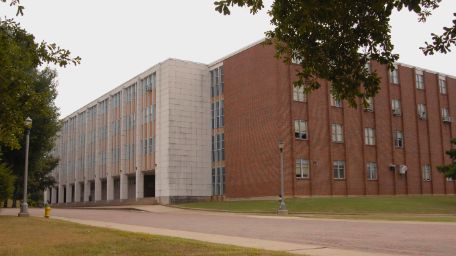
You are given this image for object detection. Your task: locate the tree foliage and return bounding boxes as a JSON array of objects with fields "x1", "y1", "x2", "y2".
[
  {"x1": 214, "y1": 0, "x2": 455, "y2": 106},
  {"x1": 3, "y1": 68, "x2": 60, "y2": 202},
  {"x1": 438, "y1": 138, "x2": 456, "y2": 180},
  {"x1": 0, "y1": 17, "x2": 79, "y2": 150},
  {"x1": 0, "y1": 155, "x2": 15, "y2": 203}
]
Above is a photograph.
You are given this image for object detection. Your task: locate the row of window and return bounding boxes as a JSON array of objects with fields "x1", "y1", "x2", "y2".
[
  {"x1": 296, "y1": 120, "x2": 405, "y2": 148},
  {"x1": 212, "y1": 167, "x2": 225, "y2": 196},
  {"x1": 296, "y1": 160, "x2": 436, "y2": 182},
  {"x1": 391, "y1": 100, "x2": 452, "y2": 122},
  {"x1": 211, "y1": 100, "x2": 224, "y2": 129},
  {"x1": 388, "y1": 68, "x2": 447, "y2": 95},
  {"x1": 142, "y1": 73, "x2": 156, "y2": 92},
  {"x1": 124, "y1": 84, "x2": 137, "y2": 102},
  {"x1": 210, "y1": 67, "x2": 224, "y2": 97},
  {"x1": 211, "y1": 133, "x2": 225, "y2": 162}
]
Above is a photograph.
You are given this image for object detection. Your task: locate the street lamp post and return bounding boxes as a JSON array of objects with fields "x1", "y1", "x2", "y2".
[
  {"x1": 277, "y1": 141, "x2": 288, "y2": 215},
  {"x1": 18, "y1": 117, "x2": 32, "y2": 217}
]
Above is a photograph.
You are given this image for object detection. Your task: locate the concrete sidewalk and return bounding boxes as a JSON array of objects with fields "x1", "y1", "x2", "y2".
[{"x1": 52, "y1": 215, "x2": 397, "y2": 256}]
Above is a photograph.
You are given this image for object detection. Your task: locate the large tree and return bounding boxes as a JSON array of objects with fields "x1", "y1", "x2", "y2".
[
  {"x1": 3, "y1": 68, "x2": 60, "y2": 206},
  {"x1": 214, "y1": 0, "x2": 455, "y2": 106},
  {"x1": 438, "y1": 138, "x2": 456, "y2": 180}
]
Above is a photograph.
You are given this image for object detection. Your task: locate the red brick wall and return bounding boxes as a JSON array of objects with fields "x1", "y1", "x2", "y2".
[{"x1": 223, "y1": 42, "x2": 456, "y2": 198}]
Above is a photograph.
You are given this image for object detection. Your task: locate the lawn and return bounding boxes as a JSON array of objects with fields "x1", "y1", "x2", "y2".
[
  {"x1": 0, "y1": 216, "x2": 291, "y2": 256},
  {"x1": 180, "y1": 196, "x2": 456, "y2": 222}
]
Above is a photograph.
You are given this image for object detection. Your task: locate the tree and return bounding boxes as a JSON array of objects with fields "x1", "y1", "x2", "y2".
[
  {"x1": 214, "y1": 0, "x2": 455, "y2": 106},
  {"x1": 3, "y1": 68, "x2": 60, "y2": 206},
  {"x1": 0, "y1": 17, "x2": 80, "y2": 151},
  {"x1": 438, "y1": 138, "x2": 456, "y2": 180},
  {"x1": 0, "y1": 155, "x2": 15, "y2": 204}
]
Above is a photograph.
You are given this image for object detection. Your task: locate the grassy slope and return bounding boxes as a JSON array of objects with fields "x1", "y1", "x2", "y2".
[
  {"x1": 180, "y1": 196, "x2": 456, "y2": 221},
  {"x1": 0, "y1": 216, "x2": 291, "y2": 256}
]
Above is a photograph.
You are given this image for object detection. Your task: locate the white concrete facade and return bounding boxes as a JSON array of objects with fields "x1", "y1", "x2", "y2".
[{"x1": 50, "y1": 59, "x2": 212, "y2": 205}]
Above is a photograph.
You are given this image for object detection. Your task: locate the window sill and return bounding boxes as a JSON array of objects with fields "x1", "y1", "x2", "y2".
[
  {"x1": 333, "y1": 178, "x2": 346, "y2": 181},
  {"x1": 295, "y1": 138, "x2": 308, "y2": 141},
  {"x1": 367, "y1": 179, "x2": 378, "y2": 181},
  {"x1": 332, "y1": 141, "x2": 344, "y2": 144},
  {"x1": 296, "y1": 177, "x2": 310, "y2": 180}
]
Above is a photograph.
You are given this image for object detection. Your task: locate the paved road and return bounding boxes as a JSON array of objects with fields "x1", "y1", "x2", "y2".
[{"x1": 2, "y1": 207, "x2": 455, "y2": 256}]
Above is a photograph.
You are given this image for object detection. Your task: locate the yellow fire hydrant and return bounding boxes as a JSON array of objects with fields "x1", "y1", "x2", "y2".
[{"x1": 44, "y1": 204, "x2": 51, "y2": 218}]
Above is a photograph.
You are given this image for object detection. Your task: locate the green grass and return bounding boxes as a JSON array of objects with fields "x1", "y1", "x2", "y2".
[
  {"x1": 0, "y1": 216, "x2": 292, "y2": 256},
  {"x1": 180, "y1": 196, "x2": 456, "y2": 222}
]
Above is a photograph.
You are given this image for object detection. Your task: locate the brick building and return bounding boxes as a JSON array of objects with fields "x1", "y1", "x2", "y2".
[{"x1": 46, "y1": 40, "x2": 456, "y2": 205}]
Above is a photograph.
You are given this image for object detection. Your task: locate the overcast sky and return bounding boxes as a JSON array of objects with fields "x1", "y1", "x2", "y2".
[{"x1": 2, "y1": 0, "x2": 456, "y2": 117}]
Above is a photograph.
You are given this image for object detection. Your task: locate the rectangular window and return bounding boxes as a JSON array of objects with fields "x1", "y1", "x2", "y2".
[
  {"x1": 389, "y1": 67, "x2": 399, "y2": 84},
  {"x1": 220, "y1": 100, "x2": 224, "y2": 128},
  {"x1": 439, "y1": 78, "x2": 447, "y2": 94},
  {"x1": 391, "y1": 99, "x2": 401, "y2": 116},
  {"x1": 394, "y1": 131, "x2": 404, "y2": 148},
  {"x1": 331, "y1": 124, "x2": 344, "y2": 143},
  {"x1": 417, "y1": 104, "x2": 427, "y2": 120},
  {"x1": 416, "y1": 73, "x2": 425, "y2": 90},
  {"x1": 364, "y1": 128, "x2": 376, "y2": 145},
  {"x1": 422, "y1": 165, "x2": 431, "y2": 181},
  {"x1": 442, "y1": 107, "x2": 449, "y2": 118},
  {"x1": 294, "y1": 120, "x2": 308, "y2": 140},
  {"x1": 367, "y1": 162, "x2": 378, "y2": 180},
  {"x1": 295, "y1": 159, "x2": 310, "y2": 179},
  {"x1": 330, "y1": 94, "x2": 342, "y2": 107},
  {"x1": 333, "y1": 160, "x2": 345, "y2": 179},
  {"x1": 293, "y1": 86, "x2": 306, "y2": 102},
  {"x1": 221, "y1": 133, "x2": 225, "y2": 161},
  {"x1": 148, "y1": 138, "x2": 154, "y2": 154}
]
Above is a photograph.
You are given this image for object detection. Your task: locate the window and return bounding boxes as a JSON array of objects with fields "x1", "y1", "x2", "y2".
[
  {"x1": 422, "y1": 165, "x2": 431, "y2": 181},
  {"x1": 416, "y1": 73, "x2": 424, "y2": 90},
  {"x1": 330, "y1": 94, "x2": 342, "y2": 107},
  {"x1": 367, "y1": 162, "x2": 378, "y2": 180},
  {"x1": 442, "y1": 108, "x2": 449, "y2": 118},
  {"x1": 391, "y1": 99, "x2": 401, "y2": 116},
  {"x1": 389, "y1": 68, "x2": 399, "y2": 84},
  {"x1": 295, "y1": 159, "x2": 310, "y2": 179},
  {"x1": 331, "y1": 124, "x2": 344, "y2": 143},
  {"x1": 148, "y1": 137, "x2": 154, "y2": 154},
  {"x1": 294, "y1": 120, "x2": 308, "y2": 140},
  {"x1": 417, "y1": 104, "x2": 427, "y2": 120},
  {"x1": 364, "y1": 97, "x2": 374, "y2": 111},
  {"x1": 293, "y1": 86, "x2": 306, "y2": 102},
  {"x1": 364, "y1": 128, "x2": 376, "y2": 145},
  {"x1": 439, "y1": 78, "x2": 447, "y2": 94},
  {"x1": 394, "y1": 131, "x2": 404, "y2": 148},
  {"x1": 333, "y1": 160, "x2": 345, "y2": 179}
]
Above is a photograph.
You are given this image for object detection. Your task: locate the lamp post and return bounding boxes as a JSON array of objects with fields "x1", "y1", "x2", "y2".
[
  {"x1": 18, "y1": 117, "x2": 32, "y2": 217},
  {"x1": 277, "y1": 140, "x2": 288, "y2": 215}
]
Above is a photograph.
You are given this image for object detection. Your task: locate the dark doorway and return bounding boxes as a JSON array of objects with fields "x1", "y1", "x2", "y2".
[
  {"x1": 80, "y1": 182, "x2": 84, "y2": 202},
  {"x1": 55, "y1": 187, "x2": 59, "y2": 203},
  {"x1": 113, "y1": 177, "x2": 120, "y2": 200},
  {"x1": 63, "y1": 186, "x2": 67, "y2": 203},
  {"x1": 144, "y1": 174, "x2": 155, "y2": 197},
  {"x1": 101, "y1": 180, "x2": 107, "y2": 201},
  {"x1": 71, "y1": 184, "x2": 75, "y2": 203},
  {"x1": 90, "y1": 181, "x2": 95, "y2": 202}
]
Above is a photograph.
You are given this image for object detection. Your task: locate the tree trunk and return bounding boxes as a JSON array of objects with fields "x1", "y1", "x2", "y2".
[
  {"x1": 11, "y1": 183, "x2": 18, "y2": 208},
  {"x1": 2, "y1": 199, "x2": 7, "y2": 208}
]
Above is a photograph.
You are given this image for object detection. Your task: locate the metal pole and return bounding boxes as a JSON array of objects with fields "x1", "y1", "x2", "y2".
[
  {"x1": 278, "y1": 142, "x2": 288, "y2": 215},
  {"x1": 18, "y1": 129, "x2": 30, "y2": 217}
]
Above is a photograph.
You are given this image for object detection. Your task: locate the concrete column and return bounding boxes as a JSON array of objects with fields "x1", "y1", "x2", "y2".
[
  {"x1": 58, "y1": 185, "x2": 64, "y2": 203},
  {"x1": 84, "y1": 180, "x2": 90, "y2": 202},
  {"x1": 107, "y1": 174, "x2": 114, "y2": 201},
  {"x1": 51, "y1": 187, "x2": 57, "y2": 204},
  {"x1": 136, "y1": 169, "x2": 144, "y2": 200},
  {"x1": 95, "y1": 177, "x2": 102, "y2": 201},
  {"x1": 74, "y1": 182, "x2": 81, "y2": 203},
  {"x1": 120, "y1": 173, "x2": 128, "y2": 200},
  {"x1": 66, "y1": 183, "x2": 72, "y2": 203}
]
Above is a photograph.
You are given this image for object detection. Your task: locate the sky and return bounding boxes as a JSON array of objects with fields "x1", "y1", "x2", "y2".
[{"x1": 2, "y1": 0, "x2": 456, "y2": 117}]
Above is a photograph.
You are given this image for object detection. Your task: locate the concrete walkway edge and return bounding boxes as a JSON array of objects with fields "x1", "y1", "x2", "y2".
[{"x1": 53, "y1": 216, "x2": 398, "y2": 256}]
